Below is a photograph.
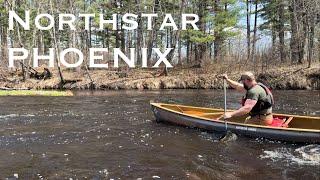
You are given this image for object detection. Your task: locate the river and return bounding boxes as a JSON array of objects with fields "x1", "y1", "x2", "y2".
[{"x1": 0, "y1": 90, "x2": 319, "y2": 179}]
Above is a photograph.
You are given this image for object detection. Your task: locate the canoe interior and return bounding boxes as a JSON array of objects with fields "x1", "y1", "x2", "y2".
[{"x1": 159, "y1": 104, "x2": 320, "y2": 131}]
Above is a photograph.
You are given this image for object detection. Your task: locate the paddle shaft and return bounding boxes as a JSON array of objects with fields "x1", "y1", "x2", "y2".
[
  {"x1": 224, "y1": 79, "x2": 227, "y2": 116},
  {"x1": 223, "y1": 79, "x2": 228, "y2": 131}
]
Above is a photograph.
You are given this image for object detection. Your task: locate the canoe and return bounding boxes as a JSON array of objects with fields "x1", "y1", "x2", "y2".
[{"x1": 150, "y1": 103, "x2": 320, "y2": 143}]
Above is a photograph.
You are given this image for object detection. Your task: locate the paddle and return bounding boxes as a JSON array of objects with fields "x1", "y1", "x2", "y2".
[
  {"x1": 223, "y1": 79, "x2": 227, "y2": 129},
  {"x1": 219, "y1": 78, "x2": 237, "y2": 142},
  {"x1": 223, "y1": 79, "x2": 228, "y2": 132}
]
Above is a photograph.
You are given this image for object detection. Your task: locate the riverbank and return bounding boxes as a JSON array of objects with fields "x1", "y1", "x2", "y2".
[{"x1": 0, "y1": 63, "x2": 319, "y2": 90}]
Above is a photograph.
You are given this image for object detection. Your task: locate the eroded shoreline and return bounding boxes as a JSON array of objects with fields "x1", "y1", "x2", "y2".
[{"x1": 1, "y1": 64, "x2": 319, "y2": 90}]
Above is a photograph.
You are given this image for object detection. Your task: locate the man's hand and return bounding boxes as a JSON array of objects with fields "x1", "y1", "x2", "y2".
[
  {"x1": 219, "y1": 74, "x2": 246, "y2": 92},
  {"x1": 224, "y1": 112, "x2": 233, "y2": 119},
  {"x1": 221, "y1": 74, "x2": 228, "y2": 80},
  {"x1": 219, "y1": 112, "x2": 233, "y2": 120}
]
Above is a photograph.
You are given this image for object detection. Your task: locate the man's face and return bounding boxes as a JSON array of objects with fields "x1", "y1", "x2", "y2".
[{"x1": 241, "y1": 79, "x2": 252, "y2": 90}]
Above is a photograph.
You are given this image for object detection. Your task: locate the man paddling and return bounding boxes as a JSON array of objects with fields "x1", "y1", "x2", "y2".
[{"x1": 221, "y1": 72, "x2": 274, "y2": 126}]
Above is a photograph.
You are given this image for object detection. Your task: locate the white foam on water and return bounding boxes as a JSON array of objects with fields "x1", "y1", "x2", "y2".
[
  {"x1": 0, "y1": 114, "x2": 36, "y2": 120},
  {"x1": 260, "y1": 144, "x2": 320, "y2": 166},
  {"x1": 0, "y1": 114, "x2": 19, "y2": 119},
  {"x1": 198, "y1": 132, "x2": 216, "y2": 142},
  {"x1": 98, "y1": 169, "x2": 109, "y2": 177},
  {"x1": 21, "y1": 114, "x2": 35, "y2": 117}
]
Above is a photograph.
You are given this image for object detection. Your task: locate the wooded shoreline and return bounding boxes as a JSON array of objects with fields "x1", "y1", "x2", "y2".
[
  {"x1": 1, "y1": 63, "x2": 319, "y2": 91},
  {"x1": 1, "y1": 1, "x2": 319, "y2": 92}
]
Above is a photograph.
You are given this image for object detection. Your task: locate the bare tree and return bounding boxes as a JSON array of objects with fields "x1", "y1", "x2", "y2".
[
  {"x1": 246, "y1": 0, "x2": 251, "y2": 61},
  {"x1": 50, "y1": 0, "x2": 65, "y2": 85},
  {"x1": 251, "y1": 0, "x2": 258, "y2": 62}
]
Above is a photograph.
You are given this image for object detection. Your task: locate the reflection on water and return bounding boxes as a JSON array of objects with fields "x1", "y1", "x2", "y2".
[{"x1": 0, "y1": 90, "x2": 319, "y2": 179}]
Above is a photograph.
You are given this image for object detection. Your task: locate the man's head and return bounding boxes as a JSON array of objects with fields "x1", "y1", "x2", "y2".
[{"x1": 240, "y1": 71, "x2": 256, "y2": 90}]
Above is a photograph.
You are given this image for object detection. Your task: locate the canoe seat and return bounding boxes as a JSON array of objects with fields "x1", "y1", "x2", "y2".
[{"x1": 269, "y1": 116, "x2": 293, "y2": 128}]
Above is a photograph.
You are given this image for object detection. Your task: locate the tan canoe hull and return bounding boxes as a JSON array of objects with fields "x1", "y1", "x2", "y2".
[{"x1": 151, "y1": 103, "x2": 320, "y2": 143}]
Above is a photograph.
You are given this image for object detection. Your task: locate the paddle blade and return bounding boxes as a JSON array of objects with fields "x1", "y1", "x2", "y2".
[{"x1": 220, "y1": 131, "x2": 238, "y2": 143}]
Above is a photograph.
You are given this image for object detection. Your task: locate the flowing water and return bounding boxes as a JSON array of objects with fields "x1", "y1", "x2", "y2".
[{"x1": 0, "y1": 90, "x2": 319, "y2": 179}]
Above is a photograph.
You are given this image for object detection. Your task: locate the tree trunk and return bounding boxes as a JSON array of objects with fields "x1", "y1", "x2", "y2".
[
  {"x1": 115, "y1": 28, "x2": 120, "y2": 48},
  {"x1": 196, "y1": 0, "x2": 207, "y2": 65},
  {"x1": 289, "y1": 0, "x2": 306, "y2": 64},
  {"x1": 246, "y1": 0, "x2": 251, "y2": 61},
  {"x1": 135, "y1": 0, "x2": 143, "y2": 64},
  {"x1": 307, "y1": 14, "x2": 315, "y2": 68},
  {"x1": 214, "y1": 36, "x2": 222, "y2": 63},
  {"x1": 187, "y1": 40, "x2": 190, "y2": 64},
  {"x1": 0, "y1": 26, "x2": 8, "y2": 67},
  {"x1": 167, "y1": 0, "x2": 186, "y2": 62},
  {"x1": 147, "y1": 0, "x2": 160, "y2": 62},
  {"x1": 49, "y1": 0, "x2": 64, "y2": 86},
  {"x1": 213, "y1": 0, "x2": 222, "y2": 62},
  {"x1": 278, "y1": 0, "x2": 285, "y2": 62},
  {"x1": 178, "y1": 36, "x2": 182, "y2": 65},
  {"x1": 252, "y1": 0, "x2": 258, "y2": 62}
]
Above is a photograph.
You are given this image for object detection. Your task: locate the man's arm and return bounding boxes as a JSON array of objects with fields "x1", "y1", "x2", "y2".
[
  {"x1": 224, "y1": 99, "x2": 257, "y2": 119},
  {"x1": 222, "y1": 74, "x2": 246, "y2": 92},
  {"x1": 231, "y1": 99, "x2": 257, "y2": 116}
]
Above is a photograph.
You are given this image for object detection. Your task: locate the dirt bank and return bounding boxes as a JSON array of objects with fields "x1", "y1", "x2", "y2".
[{"x1": 0, "y1": 63, "x2": 319, "y2": 90}]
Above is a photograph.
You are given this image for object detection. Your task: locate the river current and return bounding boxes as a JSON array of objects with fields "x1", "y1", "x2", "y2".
[{"x1": 0, "y1": 90, "x2": 319, "y2": 179}]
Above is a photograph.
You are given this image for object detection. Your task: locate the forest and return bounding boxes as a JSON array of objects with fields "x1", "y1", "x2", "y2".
[{"x1": 0, "y1": 0, "x2": 319, "y2": 90}]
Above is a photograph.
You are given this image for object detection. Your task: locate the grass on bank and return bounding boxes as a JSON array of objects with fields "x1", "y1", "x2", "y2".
[{"x1": 0, "y1": 90, "x2": 74, "y2": 96}]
